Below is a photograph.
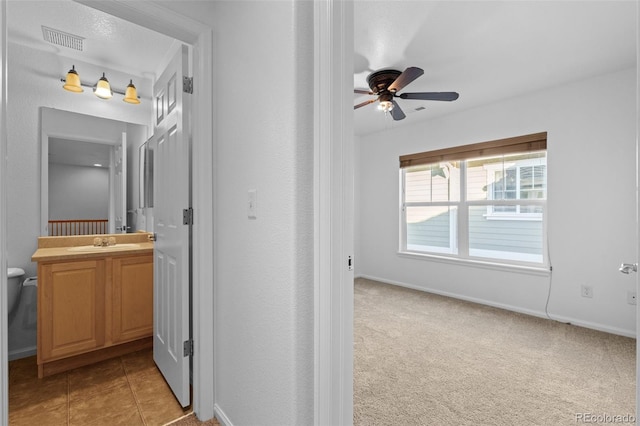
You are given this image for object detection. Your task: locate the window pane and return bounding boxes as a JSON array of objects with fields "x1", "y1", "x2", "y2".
[
  {"x1": 493, "y1": 168, "x2": 517, "y2": 201},
  {"x1": 468, "y1": 205, "x2": 543, "y2": 263},
  {"x1": 467, "y1": 151, "x2": 546, "y2": 201},
  {"x1": 405, "y1": 162, "x2": 460, "y2": 203},
  {"x1": 519, "y1": 205, "x2": 543, "y2": 215},
  {"x1": 406, "y1": 206, "x2": 458, "y2": 254},
  {"x1": 520, "y1": 165, "x2": 546, "y2": 199},
  {"x1": 467, "y1": 155, "x2": 504, "y2": 201}
]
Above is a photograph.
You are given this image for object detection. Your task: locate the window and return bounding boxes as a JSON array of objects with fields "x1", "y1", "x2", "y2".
[{"x1": 400, "y1": 132, "x2": 547, "y2": 266}]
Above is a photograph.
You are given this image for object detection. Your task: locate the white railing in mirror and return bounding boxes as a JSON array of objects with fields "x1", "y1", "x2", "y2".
[{"x1": 48, "y1": 219, "x2": 108, "y2": 236}]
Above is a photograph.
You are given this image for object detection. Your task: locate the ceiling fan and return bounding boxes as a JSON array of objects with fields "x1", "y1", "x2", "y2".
[{"x1": 354, "y1": 67, "x2": 459, "y2": 120}]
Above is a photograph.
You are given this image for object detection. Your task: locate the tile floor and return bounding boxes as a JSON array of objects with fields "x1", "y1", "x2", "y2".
[{"x1": 9, "y1": 348, "x2": 191, "y2": 425}]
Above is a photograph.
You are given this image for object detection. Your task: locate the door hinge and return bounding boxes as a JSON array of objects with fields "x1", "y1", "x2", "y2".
[
  {"x1": 183, "y1": 207, "x2": 193, "y2": 225},
  {"x1": 183, "y1": 76, "x2": 193, "y2": 94},
  {"x1": 183, "y1": 339, "x2": 194, "y2": 357}
]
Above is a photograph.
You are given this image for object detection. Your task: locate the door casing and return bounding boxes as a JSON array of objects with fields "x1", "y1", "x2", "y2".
[{"x1": 1, "y1": 0, "x2": 8, "y2": 421}]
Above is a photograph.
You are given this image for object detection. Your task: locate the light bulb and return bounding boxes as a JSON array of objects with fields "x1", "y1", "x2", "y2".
[
  {"x1": 94, "y1": 73, "x2": 113, "y2": 99},
  {"x1": 377, "y1": 100, "x2": 394, "y2": 112}
]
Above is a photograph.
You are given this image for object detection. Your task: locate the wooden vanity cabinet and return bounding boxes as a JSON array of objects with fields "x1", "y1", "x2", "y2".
[
  {"x1": 111, "y1": 255, "x2": 154, "y2": 343},
  {"x1": 39, "y1": 259, "x2": 106, "y2": 362},
  {"x1": 37, "y1": 253, "x2": 153, "y2": 378}
]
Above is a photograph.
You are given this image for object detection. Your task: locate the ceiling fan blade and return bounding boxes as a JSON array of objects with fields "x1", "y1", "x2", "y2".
[
  {"x1": 398, "y1": 92, "x2": 460, "y2": 101},
  {"x1": 387, "y1": 67, "x2": 424, "y2": 93},
  {"x1": 390, "y1": 100, "x2": 406, "y2": 121},
  {"x1": 354, "y1": 89, "x2": 374, "y2": 95},
  {"x1": 354, "y1": 99, "x2": 377, "y2": 110}
]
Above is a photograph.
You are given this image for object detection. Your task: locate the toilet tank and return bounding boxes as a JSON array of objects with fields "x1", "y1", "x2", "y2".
[{"x1": 7, "y1": 267, "x2": 25, "y2": 314}]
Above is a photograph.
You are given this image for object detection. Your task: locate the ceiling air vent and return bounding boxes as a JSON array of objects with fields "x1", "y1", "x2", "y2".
[{"x1": 42, "y1": 26, "x2": 84, "y2": 51}]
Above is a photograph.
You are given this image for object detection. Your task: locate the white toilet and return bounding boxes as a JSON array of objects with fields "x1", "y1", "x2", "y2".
[{"x1": 7, "y1": 267, "x2": 25, "y2": 317}]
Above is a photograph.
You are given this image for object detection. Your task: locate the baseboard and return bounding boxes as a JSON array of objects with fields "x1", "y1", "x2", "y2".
[
  {"x1": 8, "y1": 346, "x2": 36, "y2": 361},
  {"x1": 356, "y1": 274, "x2": 636, "y2": 338},
  {"x1": 214, "y1": 404, "x2": 233, "y2": 426},
  {"x1": 543, "y1": 313, "x2": 635, "y2": 338}
]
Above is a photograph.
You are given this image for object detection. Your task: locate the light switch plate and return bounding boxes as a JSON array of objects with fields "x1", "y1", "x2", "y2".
[{"x1": 248, "y1": 189, "x2": 257, "y2": 219}]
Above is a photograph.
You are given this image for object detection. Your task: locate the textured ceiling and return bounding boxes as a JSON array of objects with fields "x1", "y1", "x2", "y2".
[
  {"x1": 354, "y1": 1, "x2": 637, "y2": 136},
  {"x1": 7, "y1": 0, "x2": 175, "y2": 79}
]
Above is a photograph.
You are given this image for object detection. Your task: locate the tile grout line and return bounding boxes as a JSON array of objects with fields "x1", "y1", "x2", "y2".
[{"x1": 122, "y1": 356, "x2": 148, "y2": 426}]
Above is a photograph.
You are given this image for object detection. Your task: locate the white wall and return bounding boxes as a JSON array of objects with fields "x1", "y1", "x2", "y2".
[
  {"x1": 211, "y1": 2, "x2": 314, "y2": 424},
  {"x1": 6, "y1": 41, "x2": 152, "y2": 277},
  {"x1": 356, "y1": 67, "x2": 637, "y2": 337},
  {"x1": 356, "y1": 68, "x2": 637, "y2": 336},
  {"x1": 48, "y1": 163, "x2": 109, "y2": 219}
]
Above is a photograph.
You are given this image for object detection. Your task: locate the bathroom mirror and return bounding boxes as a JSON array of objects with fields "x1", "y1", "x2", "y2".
[
  {"x1": 40, "y1": 107, "x2": 149, "y2": 236},
  {"x1": 48, "y1": 138, "x2": 112, "y2": 235}
]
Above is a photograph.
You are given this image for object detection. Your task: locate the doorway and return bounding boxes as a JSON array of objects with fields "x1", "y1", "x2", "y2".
[{"x1": 0, "y1": 0, "x2": 215, "y2": 422}]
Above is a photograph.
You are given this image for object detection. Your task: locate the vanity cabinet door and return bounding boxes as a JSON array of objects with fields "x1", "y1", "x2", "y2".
[
  {"x1": 39, "y1": 259, "x2": 106, "y2": 362},
  {"x1": 112, "y1": 254, "x2": 153, "y2": 343}
]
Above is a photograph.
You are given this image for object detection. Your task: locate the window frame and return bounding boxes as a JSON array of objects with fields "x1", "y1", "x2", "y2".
[{"x1": 399, "y1": 132, "x2": 548, "y2": 269}]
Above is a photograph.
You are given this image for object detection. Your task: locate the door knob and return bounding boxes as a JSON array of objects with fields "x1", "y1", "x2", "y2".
[{"x1": 619, "y1": 263, "x2": 637, "y2": 274}]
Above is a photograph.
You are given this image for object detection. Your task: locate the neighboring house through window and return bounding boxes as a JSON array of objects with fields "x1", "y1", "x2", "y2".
[
  {"x1": 400, "y1": 132, "x2": 548, "y2": 266},
  {"x1": 483, "y1": 159, "x2": 546, "y2": 218}
]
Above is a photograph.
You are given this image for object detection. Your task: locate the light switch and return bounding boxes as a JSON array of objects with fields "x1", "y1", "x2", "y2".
[{"x1": 248, "y1": 189, "x2": 257, "y2": 219}]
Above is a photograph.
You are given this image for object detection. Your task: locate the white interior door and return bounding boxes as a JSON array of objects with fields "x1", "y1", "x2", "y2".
[
  {"x1": 113, "y1": 132, "x2": 127, "y2": 233},
  {"x1": 153, "y1": 44, "x2": 191, "y2": 408}
]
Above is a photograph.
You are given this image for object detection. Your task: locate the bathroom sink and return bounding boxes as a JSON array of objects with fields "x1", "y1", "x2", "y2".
[{"x1": 67, "y1": 243, "x2": 142, "y2": 252}]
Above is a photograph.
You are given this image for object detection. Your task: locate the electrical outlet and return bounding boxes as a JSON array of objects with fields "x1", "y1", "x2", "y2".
[
  {"x1": 627, "y1": 291, "x2": 637, "y2": 305},
  {"x1": 581, "y1": 285, "x2": 593, "y2": 298}
]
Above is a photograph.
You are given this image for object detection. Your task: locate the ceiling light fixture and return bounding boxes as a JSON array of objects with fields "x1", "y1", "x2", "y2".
[
  {"x1": 94, "y1": 73, "x2": 113, "y2": 99},
  {"x1": 60, "y1": 66, "x2": 141, "y2": 104},
  {"x1": 123, "y1": 80, "x2": 140, "y2": 104},
  {"x1": 62, "y1": 65, "x2": 83, "y2": 93}
]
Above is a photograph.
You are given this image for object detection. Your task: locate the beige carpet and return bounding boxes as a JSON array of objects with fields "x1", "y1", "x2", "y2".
[{"x1": 354, "y1": 278, "x2": 636, "y2": 426}]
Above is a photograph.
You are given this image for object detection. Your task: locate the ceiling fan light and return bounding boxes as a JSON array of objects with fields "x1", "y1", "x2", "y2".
[
  {"x1": 378, "y1": 100, "x2": 394, "y2": 112},
  {"x1": 62, "y1": 65, "x2": 83, "y2": 93},
  {"x1": 94, "y1": 73, "x2": 113, "y2": 99},
  {"x1": 123, "y1": 80, "x2": 140, "y2": 104}
]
